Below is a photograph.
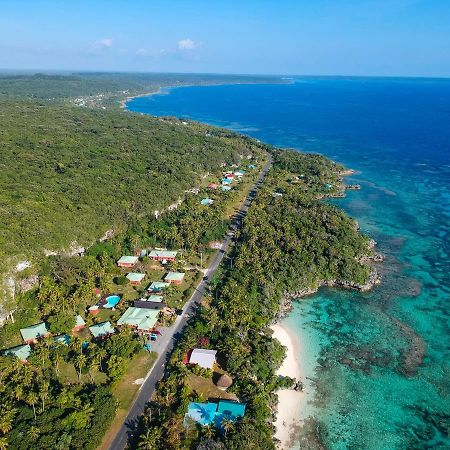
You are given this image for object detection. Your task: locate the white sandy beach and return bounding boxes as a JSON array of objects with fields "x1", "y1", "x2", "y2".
[{"x1": 271, "y1": 323, "x2": 305, "y2": 450}]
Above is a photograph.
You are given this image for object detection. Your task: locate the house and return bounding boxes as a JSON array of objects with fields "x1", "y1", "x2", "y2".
[
  {"x1": 146, "y1": 281, "x2": 170, "y2": 293},
  {"x1": 184, "y1": 402, "x2": 218, "y2": 426},
  {"x1": 117, "y1": 307, "x2": 159, "y2": 333},
  {"x1": 149, "y1": 250, "x2": 177, "y2": 262},
  {"x1": 134, "y1": 295, "x2": 166, "y2": 309},
  {"x1": 221, "y1": 185, "x2": 232, "y2": 192},
  {"x1": 3, "y1": 344, "x2": 32, "y2": 362},
  {"x1": 200, "y1": 198, "x2": 214, "y2": 206},
  {"x1": 92, "y1": 287, "x2": 101, "y2": 297},
  {"x1": 134, "y1": 299, "x2": 166, "y2": 310},
  {"x1": 184, "y1": 400, "x2": 246, "y2": 429},
  {"x1": 188, "y1": 348, "x2": 217, "y2": 369},
  {"x1": 126, "y1": 272, "x2": 146, "y2": 285},
  {"x1": 248, "y1": 164, "x2": 256, "y2": 169},
  {"x1": 215, "y1": 400, "x2": 246, "y2": 430},
  {"x1": 20, "y1": 322, "x2": 50, "y2": 344},
  {"x1": 117, "y1": 255, "x2": 139, "y2": 268},
  {"x1": 164, "y1": 272, "x2": 185, "y2": 285},
  {"x1": 72, "y1": 315, "x2": 86, "y2": 332},
  {"x1": 234, "y1": 170, "x2": 245, "y2": 177},
  {"x1": 89, "y1": 321, "x2": 115, "y2": 339},
  {"x1": 222, "y1": 178, "x2": 232, "y2": 185},
  {"x1": 208, "y1": 183, "x2": 219, "y2": 189}
]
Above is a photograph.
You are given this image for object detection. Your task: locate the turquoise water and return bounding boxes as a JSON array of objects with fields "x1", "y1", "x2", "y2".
[
  {"x1": 127, "y1": 79, "x2": 450, "y2": 449},
  {"x1": 104, "y1": 295, "x2": 121, "y2": 308}
]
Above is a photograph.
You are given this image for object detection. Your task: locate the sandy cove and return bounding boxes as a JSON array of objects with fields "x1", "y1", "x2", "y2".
[{"x1": 271, "y1": 323, "x2": 305, "y2": 450}]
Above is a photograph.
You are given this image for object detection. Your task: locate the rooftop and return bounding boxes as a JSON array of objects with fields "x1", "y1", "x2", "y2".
[
  {"x1": 126, "y1": 272, "x2": 146, "y2": 283},
  {"x1": 189, "y1": 348, "x2": 217, "y2": 369},
  {"x1": 20, "y1": 322, "x2": 49, "y2": 342},
  {"x1": 147, "y1": 281, "x2": 170, "y2": 291},
  {"x1": 3, "y1": 344, "x2": 32, "y2": 361},
  {"x1": 164, "y1": 272, "x2": 186, "y2": 282},
  {"x1": 184, "y1": 400, "x2": 246, "y2": 429},
  {"x1": 117, "y1": 255, "x2": 139, "y2": 265},
  {"x1": 89, "y1": 321, "x2": 115, "y2": 338},
  {"x1": 75, "y1": 315, "x2": 86, "y2": 328},
  {"x1": 149, "y1": 250, "x2": 178, "y2": 259},
  {"x1": 117, "y1": 307, "x2": 159, "y2": 331}
]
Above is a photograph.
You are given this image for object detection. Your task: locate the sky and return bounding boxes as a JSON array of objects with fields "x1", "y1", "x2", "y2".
[{"x1": 0, "y1": 0, "x2": 449, "y2": 77}]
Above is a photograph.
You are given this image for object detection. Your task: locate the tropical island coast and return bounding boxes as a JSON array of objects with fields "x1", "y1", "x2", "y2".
[{"x1": 0, "y1": 73, "x2": 380, "y2": 450}]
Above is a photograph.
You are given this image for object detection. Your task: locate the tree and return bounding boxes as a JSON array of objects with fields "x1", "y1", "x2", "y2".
[
  {"x1": 28, "y1": 425, "x2": 40, "y2": 441},
  {"x1": 96, "y1": 347, "x2": 107, "y2": 371},
  {"x1": 107, "y1": 355, "x2": 127, "y2": 381},
  {"x1": 74, "y1": 354, "x2": 87, "y2": 382},
  {"x1": 47, "y1": 312, "x2": 76, "y2": 334},
  {"x1": 0, "y1": 404, "x2": 15, "y2": 434},
  {"x1": 26, "y1": 391, "x2": 38, "y2": 420},
  {"x1": 38, "y1": 381, "x2": 50, "y2": 413},
  {"x1": 138, "y1": 427, "x2": 162, "y2": 450},
  {"x1": 0, "y1": 437, "x2": 8, "y2": 450}
]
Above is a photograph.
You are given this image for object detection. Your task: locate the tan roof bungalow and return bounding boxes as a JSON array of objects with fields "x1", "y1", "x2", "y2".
[
  {"x1": 20, "y1": 322, "x2": 50, "y2": 344},
  {"x1": 126, "y1": 272, "x2": 146, "y2": 285},
  {"x1": 164, "y1": 271, "x2": 185, "y2": 285},
  {"x1": 117, "y1": 255, "x2": 139, "y2": 268}
]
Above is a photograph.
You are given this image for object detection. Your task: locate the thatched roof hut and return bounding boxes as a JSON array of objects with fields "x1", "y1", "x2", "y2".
[{"x1": 216, "y1": 374, "x2": 233, "y2": 390}]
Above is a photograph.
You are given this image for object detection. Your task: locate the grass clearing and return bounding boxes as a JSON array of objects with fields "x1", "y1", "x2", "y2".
[
  {"x1": 97, "y1": 350, "x2": 157, "y2": 450},
  {"x1": 186, "y1": 373, "x2": 238, "y2": 402}
]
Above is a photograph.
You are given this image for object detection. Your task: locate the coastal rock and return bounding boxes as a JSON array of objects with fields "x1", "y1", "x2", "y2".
[{"x1": 17, "y1": 274, "x2": 39, "y2": 293}]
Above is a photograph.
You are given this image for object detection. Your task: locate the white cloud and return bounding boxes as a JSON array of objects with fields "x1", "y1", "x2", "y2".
[
  {"x1": 177, "y1": 38, "x2": 198, "y2": 50},
  {"x1": 136, "y1": 47, "x2": 149, "y2": 56},
  {"x1": 90, "y1": 38, "x2": 113, "y2": 54}
]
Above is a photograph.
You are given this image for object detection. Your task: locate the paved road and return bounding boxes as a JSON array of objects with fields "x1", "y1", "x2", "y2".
[{"x1": 109, "y1": 156, "x2": 272, "y2": 450}]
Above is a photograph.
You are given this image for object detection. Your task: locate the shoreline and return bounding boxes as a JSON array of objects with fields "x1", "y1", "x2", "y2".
[
  {"x1": 120, "y1": 79, "x2": 294, "y2": 110},
  {"x1": 271, "y1": 322, "x2": 305, "y2": 450}
]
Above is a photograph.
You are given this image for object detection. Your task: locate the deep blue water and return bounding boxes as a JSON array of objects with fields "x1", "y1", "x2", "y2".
[{"x1": 127, "y1": 78, "x2": 450, "y2": 449}]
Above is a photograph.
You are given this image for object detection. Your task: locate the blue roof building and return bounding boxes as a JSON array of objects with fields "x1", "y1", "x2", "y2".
[{"x1": 184, "y1": 400, "x2": 246, "y2": 430}]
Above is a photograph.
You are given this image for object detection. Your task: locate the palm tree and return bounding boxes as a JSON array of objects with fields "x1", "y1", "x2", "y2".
[
  {"x1": 0, "y1": 405, "x2": 15, "y2": 434},
  {"x1": 52, "y1": 350, "x2": 63, "y2": 377},
  {"x1": 28, "y1": 425, "x2": 40, "y2": 440},
  {"x1": 74, "y1": 354, "x2": 87, "y2": 382},
  {"x1": 70, "y1": 336, "x2": 83, "y2": 355},
  {"x1": 0, "y1": 436, "x2": 8, "y2": 450},
  {"x1": 221, "y1": 419, "x2": 235, "y2": 437},
  {"x1": 26, "y1": 391, "x2": 38, "y2": 420},
  {"x1": 97, "y1": 348, "x2": 107, "y2": 371},
  {"x1": 39, "y1": 381, "x2": 50, "y2": 413},
  {"x1": 137, "y1": 427, "x2": 162, "y2": 449},
  {"x1": 88, "y1": 356, "x2": 98, "y2": 383}
]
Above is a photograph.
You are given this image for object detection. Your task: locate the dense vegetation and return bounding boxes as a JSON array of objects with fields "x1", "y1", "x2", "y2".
[
  {"x1": 0, "y1": 104, "x2": 263, "y2": 448},
  {"x1": 0, "y1": 73, "x2": 286, "y2": 104},
  {"x1": 133, "y1": 149, "x2": 374, "y2": 449},
  {"x1": 0, "y1": 98, "x2": 266, "y2": 314}
]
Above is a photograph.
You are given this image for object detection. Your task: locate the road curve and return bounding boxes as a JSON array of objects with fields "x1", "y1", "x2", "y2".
[{"x1": 109, "y1": 155, "x2": 272, "y2": 450}]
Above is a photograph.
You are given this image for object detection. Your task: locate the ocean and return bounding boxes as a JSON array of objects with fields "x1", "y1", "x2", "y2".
[{"x1": 127, "y1": 78, "x2": 450, "y2": 449}]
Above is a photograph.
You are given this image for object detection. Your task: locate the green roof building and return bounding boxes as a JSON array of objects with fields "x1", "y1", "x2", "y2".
[
  {"x1": 164, "y1": 271, "x2": 186, "y2": 284},
  {"x1": 117, "y1": 307, "x2": 159, "y2": 332},
  {"x1": 149, "y1": 250, "x2": 177, "y2": 261},
  {"x1": 89, "y1": 321, "x2": 115, "y2": 339},
  {"x1": 3, "y1": 344, "x2": 32, "y2": 361},
  {"x1": 126, "y1": 272, "x2": 146, "y2": 284},
  {"x1": 20, "y1": 322, "x2": 50, "y2": 343},
  {"x1": 117, "y1": 255, "x2": 139, "y2": 267},
  {"x1": 73, "y1": 315, "x2": 86, "y2": 331},
  {"x1": 146, "y1": 281, "x2": 170, "y2": 293}
]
